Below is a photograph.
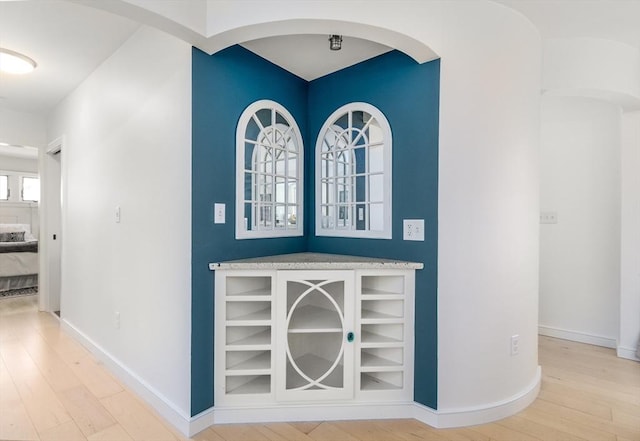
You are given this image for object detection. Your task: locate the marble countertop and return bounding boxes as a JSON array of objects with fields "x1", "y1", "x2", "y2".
[{"x1": 209, "y1": 252, "x2": 424, "y2": 270}]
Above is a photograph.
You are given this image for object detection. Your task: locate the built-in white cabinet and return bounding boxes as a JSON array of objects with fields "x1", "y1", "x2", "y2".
[{"x1": 211, "y1": 253, "x2": 421, "y2": 417}]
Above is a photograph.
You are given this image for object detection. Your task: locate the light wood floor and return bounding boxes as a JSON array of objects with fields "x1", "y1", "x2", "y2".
[{"x1": 0, "y1": 295, "x2": 638, "y2": 441}]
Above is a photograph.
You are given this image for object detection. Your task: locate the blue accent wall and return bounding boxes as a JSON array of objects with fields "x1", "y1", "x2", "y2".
[
  {"x1": 192, "y1": 46, "x2": 439, "y2": 414},
  {"x1": 191, "y1": 46, "x2": 308, "y2": 415},
  {"x1": 308, "y1": 52, "x2": 440, "y2": 408}
]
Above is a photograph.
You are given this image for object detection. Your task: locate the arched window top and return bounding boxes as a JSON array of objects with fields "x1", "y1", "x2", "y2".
[
  {"x1": 236, "y1": 100, "x2": 304, "y2": 239},
  {"x1": 315, "y1": 102, "x2": 392, "y2": 239}
]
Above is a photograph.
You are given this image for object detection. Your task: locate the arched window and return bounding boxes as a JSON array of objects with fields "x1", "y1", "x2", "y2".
[
  {"x1": 236, "y1": 100, "x2": 303, "y2": 239},
  {"x1": 315, "y1": 103, "x2": 392, "y2": 239}
]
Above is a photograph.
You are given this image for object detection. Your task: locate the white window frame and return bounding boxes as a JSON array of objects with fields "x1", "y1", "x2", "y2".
[
  {"x1": 20, "y1": 175, "x2": 40, "y2": 202},
  {"x1": 315, "y1": 102, "x2": 392, "y2": 239},
  {"x1": 0, "y1": 175, "x2": 8, "y2": 201},
  {"x1": 0, "y1": 170, "x2": 39, "y2": 204},
  {"x1": 236, "y1": 100, "x2": 304, "y2": 239}
]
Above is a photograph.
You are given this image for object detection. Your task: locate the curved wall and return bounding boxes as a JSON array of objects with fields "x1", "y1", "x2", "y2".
[
  {"x1": 199, "y1": 0, "x2": 543, "y2": 420},
  {"x1": 543, "y1": 38, "x2": 640, "y2": 110},
  {"x1": 82, "y1": 0, "x2": 543, "y2": 427}
]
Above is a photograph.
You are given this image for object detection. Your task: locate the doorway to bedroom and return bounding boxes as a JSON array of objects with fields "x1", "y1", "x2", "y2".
[
  {"x1": 0, "y1": 143, "x2": 40, "y2": 302},
  {"x1": 40, "y1": 138, "x2": 63, "y2": 315}
]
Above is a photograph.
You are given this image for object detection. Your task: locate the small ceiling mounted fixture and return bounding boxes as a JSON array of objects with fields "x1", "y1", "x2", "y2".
[
  {"x1": 329, "y1": 35, "x2": 343, "y2": 51},
  {"x1": 0, "y1": 48, "x2": 37, "y2": 74}
]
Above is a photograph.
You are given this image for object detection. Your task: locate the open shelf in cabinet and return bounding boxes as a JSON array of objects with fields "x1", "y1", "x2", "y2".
[{"x1": 226, "y1": 375, "x2": 271, "y2": 395}]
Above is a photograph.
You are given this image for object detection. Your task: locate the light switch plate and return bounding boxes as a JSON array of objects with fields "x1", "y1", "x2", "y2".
[
  {"x1": 403, "y1": 219, "x2": 425, "y2": 241},
  {"x1": 214, "y1": 203, "x2": 225, "y2": 224}
]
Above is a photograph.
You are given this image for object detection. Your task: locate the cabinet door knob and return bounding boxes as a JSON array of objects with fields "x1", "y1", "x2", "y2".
[{"x1": 347, "y1": 332, "x2": 355, "y2": 343}]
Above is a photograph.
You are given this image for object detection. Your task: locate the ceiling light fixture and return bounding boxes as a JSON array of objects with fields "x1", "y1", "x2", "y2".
[
  {"x1": 0, "y1": 48, "x2": 37, "y2": 74},
  {"x1": 329, "y1": 35, "x2": 343, "y2": 51}
]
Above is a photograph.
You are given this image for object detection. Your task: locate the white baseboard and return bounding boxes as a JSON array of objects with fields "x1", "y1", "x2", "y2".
[
  {"x1": 59, "y1": 318, "x2": 544, "y2": 436},
  {"x1": 617, "y1": 345, "x2": 640, "y2": 362},
  {"x1": 60, "y1": 319, "x2": 192, "y2": 436},
  {"x1": 538, "y1": 325, "x2": 617, "y2": 349},
  {"x1": 413, "y1": 366, "x2": 541, "y2": 428}
]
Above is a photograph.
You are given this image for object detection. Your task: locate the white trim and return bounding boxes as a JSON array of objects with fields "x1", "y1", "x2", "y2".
[
  {"x1": 235, "y1": 99, "x2": 304, "y2": 240},
  {"x1": 60, "y1": 318, "x2": 193, "y2": 436},
  {"x1": 192, "y1": 368, "x2": 540, "y2": 432},
  {"x1": 538, "y1": 325, "x2": 617, "y2": 348},
  {"x1": 46, "y1": 137, "x2": 63, "y2": 155},
  {"x1": 315, "y1": 102, "x2": 392, "y2": 240},
  {"x1": 413, "y1": 366, "x2": 541, "y2": 428},
  {"x1": 616, "y1": 345, "x2": 640, "y2": 362},
  {"x1": 209, "y1": 402, "x2": 415, "y2": 425}
]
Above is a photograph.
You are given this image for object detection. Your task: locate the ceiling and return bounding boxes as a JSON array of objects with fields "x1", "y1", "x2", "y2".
[{"x1": 1, "y1": 0, "x2": 639, "y2": 120}]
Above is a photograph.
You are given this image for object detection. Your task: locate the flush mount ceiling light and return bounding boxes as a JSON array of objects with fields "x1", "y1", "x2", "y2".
[
  {"x1": 329, "y1": 35, "x2": 343, "y2": 51},
  {"x1": 0, "y1": 48, "x2": 37, "y2": 74}
]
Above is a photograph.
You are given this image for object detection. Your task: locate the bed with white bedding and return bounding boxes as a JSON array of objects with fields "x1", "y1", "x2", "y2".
[{"x1": 0, "y1": 223, "x2": 38, "y2": 292}]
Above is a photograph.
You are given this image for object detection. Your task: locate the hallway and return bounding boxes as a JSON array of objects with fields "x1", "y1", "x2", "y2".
[{"x1": 0, "y1": 295, "x2": 638, "y2": 441}]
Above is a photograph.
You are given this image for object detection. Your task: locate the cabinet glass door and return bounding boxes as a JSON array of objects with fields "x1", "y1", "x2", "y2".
[{"x1": 277, "y1": 271, "x2": 354, "y2": 401}]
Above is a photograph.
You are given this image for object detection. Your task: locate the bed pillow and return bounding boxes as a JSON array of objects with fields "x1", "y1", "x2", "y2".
[{"x1": 0, "y1": 231, "x2": 25, "y2": 242}]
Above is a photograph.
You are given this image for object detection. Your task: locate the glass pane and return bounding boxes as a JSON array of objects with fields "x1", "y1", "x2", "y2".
[
  {"x1": 259, "y1": 204, "x2": 272, "y2": 228},
  {"x1": 245, "y1": 117, "x2": 260, "y2": 141},
  {"x1": 275, "y1": 153, "x2": 286, "y2": 175},
  {"x1": 255, "y1": 108, "x2": 272, "y2": 129},
  {"x1": 355, "y1": 175, "x2": 366, "y2": 203},
  {"x1": 334, "y1": 113, "x2": 349, "y2": 130},
  {"x1": 321, "y1": 179, "x2": 334, "y2": 205},
  {"x1": 370, "y1": 203, "x2": 384, "y2": 231},
  {"x1": 367, "y1": 118, "x2": 383, "y2": 145},
  {"x1": 275, "y1": 177, "x2": 286, "y2": 203},
  {"x1": 22, "y1": 177, "x2": 39, "y2": 202},
  {"x1": 321, "y1": 154, "x2": 334, "y2": 178},
  {"x1": 369, "y1": 174, "x2": 384, "y2": 203},
  {"x1": 320, "y1": 205, "x2": 334, "y2": 229},
  {"x1": 275, "y1": 112, "x2": 288, "y2": 127},
  {"x1": 275, "y1": 205, "x2": 286, "y2": 229},
  {"x1": 244, "y1": 142, "x2": 256, "y2": 170},
  {"x1": 244, "y1": 172, "x2": 254, "y2": 202},
  {"x1": 369, "y1": 145, "x2": 384, "y2": 173},
  {"x1": 287, "y1": 205, "x2": 298, "y2": 228},
  {"x1": 354, "y1": 146, "x2": 366, "y2": 174},
  {"x1": 288, "y1": 155, "x2": 298, "y2": 178},
  {"x1": 0, "y1": 176, "x2": 7, "y2": 200},
  {"x1": 355, "y1": 204, "x2": 367, "y2": 231},
  {"x1": 244, "y1": 202, "x2": 253, "y2": 231},
  {"x1": 287, "y1": 179, "x2": 297, "y2": 204},
  {"x1": 337, "y1": 205, "x2": 350, "y2": 228}
]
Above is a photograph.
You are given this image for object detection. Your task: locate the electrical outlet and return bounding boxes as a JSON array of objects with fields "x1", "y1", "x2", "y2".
[
  {"x1": 114, "y1": 311, "x2": 121, "y2": 329},
  {"x1": 214, "y1": 203, "x2": 225, "y2": 224},
  {"x1": 403, "y1": 219, "x2": 425, "y2": 241},
  {"x1": 115, "y1": 206, "x2": 121, "y2": 223},
  {"x1": 511, "y1": 334, "x2": 520, "y2": 356},
  {"x1": 540, "y1": 211, "x2": 558, "y2": 224}
]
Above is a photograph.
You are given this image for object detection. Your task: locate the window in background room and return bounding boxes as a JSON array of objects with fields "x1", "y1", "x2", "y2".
[
  {"x1": 315, "y1": 103, "x2": 392, "y2": 239},
  {"x1": 0, "y1": 175, "x2": 8, "y2": 200},
  {"x1": 21, "y1": 176, "x2": 40, "y2": 202},
  {"x1": 236, "y1": 100, "x2": 304, "y2": 239}
]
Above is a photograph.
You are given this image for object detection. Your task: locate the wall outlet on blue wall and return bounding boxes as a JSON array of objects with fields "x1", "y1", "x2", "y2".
[{"x1": 403, "y1": 219, "x2": 425, "y2": 241}]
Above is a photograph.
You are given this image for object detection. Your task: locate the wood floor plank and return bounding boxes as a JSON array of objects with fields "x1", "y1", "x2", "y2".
[
  {"x1": 306, "y1": 422, "x2": 362, "y2": 441},
  {"x1": 1, "y1": 340, "x2": 73, "y2": 433},
  {"x1": 87, "y1": 423, "x2": 136, "y2": 441},
  {"x1": 38, "y1": 420, "x2": 87, "y2": 441},
  {"x1": 58, "y1": 385, "x2": 117, "y2": 437},
  {"x1": 259, "y1": 422, "x2": 315, "y2": 441},
  {"x1": 211, "y1": 424, "x2": 273, "y2": 441},
  {"x1": 497, "y1": 414, "x2": 587, "y2": 441},
  {"x1": 1, "y1": 297, "x2": 639, "y2": 441},
  {"x1": 100, "y1": 390, "x2": 178, "y2": 441},
  {"x1": 192, "y1": 427, "x2": 227, "y2": 441},
  {"x1": 64, "y1": 353, "x2": 124, "y2": 399}
]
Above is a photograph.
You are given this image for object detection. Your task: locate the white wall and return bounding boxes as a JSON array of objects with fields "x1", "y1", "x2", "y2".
[
  {"x1": 434, "y1": 2, "x2": 541, "y2": 414},
  {"x1": 0, "y1": 107, "x2": 46, "y2": 148},
  {"x1": 0, "y1": 155, "x2": 38, "y2": 173},
  {"x1": 620, "y1": 111, "x2": 640, "y2": 360},
  {"x1": 47, "y1": 25, "x2": 192, "y2": 424},
  {"x1": 539, "y1": 96, "x2": 621, "y2": 346}
]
